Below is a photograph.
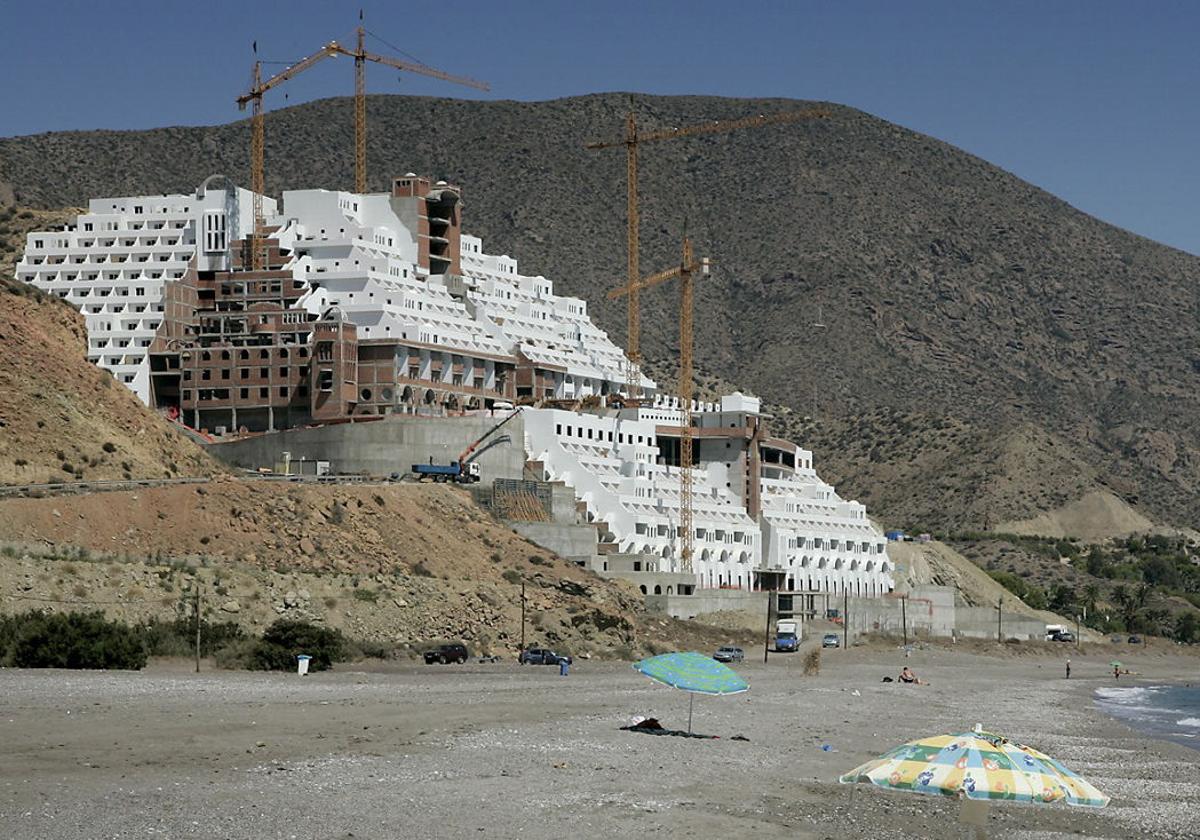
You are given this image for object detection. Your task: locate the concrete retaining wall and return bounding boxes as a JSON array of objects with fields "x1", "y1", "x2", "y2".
[
  {"x1": 841, "y1": 586, "x2": 1050, "y2": 641},
  {"x1": 647, "y1": 589, "x2": 768, "y2": 620},
  {"x1": 510, "y1": 522, "x2": 599, "y2": 566},
  {"x1": 206, "y1": 413, "x2": 527, "y2": 482},
  {"x1": 846, "y1": 586, "x2": 956, "y2": 638},
  {"x1": 955, "y1": 608, "x2": 1046, "y2": 641}
]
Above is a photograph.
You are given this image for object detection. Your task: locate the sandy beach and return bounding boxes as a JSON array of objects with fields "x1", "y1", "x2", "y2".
[{"x1": 1, "y1": 644, "x2": 1197, "y2": 839}]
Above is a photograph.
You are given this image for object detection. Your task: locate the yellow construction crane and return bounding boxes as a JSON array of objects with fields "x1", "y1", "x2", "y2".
[
  {"x1": 236, "y1": 22, "x2": 489, "y2": 268},
  {"x1": 609, "y1": 236, "x2": 709, "y2": 573},
  {"x1": 586, "y1": 106, "x2": 829, "y2": 396}
]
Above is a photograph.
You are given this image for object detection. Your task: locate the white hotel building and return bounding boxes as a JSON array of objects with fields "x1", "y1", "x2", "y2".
[{"x1": 15, "y1": 174, "x2": 892, "y2": 600}]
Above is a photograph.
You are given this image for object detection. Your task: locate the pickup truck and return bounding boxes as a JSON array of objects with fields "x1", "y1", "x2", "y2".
[{"x1": 519, "y1": 647, "x2": 571, "y2": 665}]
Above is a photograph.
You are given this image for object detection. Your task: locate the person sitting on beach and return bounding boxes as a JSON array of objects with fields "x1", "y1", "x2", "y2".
[{"x1": 898, "y1": 666, "x2": 924, "y2": 685}]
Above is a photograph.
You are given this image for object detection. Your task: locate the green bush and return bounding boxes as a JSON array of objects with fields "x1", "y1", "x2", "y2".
[
  {"x1": 139, "y1": 617, "x2": 246, "y2": 658},
  {"x1": 213, "y1": 638, "x2": 260, "y2": 669},
  {"x1": 250, "y1": 619, "x2": 346, "y2": 671},
  {"x1": 0, "y1": 611, "x2": 147, "y2": 670}
]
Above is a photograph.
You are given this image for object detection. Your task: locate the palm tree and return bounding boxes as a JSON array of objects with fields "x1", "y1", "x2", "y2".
[
  {"x1": 1082, "y1": 583, "x2": 1100, "y2": 617},
  {"x1": 1111, "y1": 585, "x2": 1140, "y2": 632}
]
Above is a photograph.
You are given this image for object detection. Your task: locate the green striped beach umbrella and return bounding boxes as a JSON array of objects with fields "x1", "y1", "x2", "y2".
[{"x1": 633, "y1": 651, "x2": 748, "y2": 734}]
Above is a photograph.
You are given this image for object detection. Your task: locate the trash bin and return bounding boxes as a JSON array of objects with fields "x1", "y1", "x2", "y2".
[
  {"x1": 559, "y1": 658, "x2": 569, "y2": 677},
  {"x1": 297, "y1": 654, "x2": 312, "y2": 676}
]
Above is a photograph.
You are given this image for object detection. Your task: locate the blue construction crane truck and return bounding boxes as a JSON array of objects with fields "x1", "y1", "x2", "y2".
[
  {"x1": 411, "y1": 460, "x2": 482, "y2": 483},
  {"x1": 410, "y1": 406, "x2": 523, "y2": 484}
]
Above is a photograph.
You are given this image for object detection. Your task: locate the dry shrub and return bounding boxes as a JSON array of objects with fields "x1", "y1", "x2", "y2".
[{"x1": 802, "y1": 646, "x2": 821, "y2": 676}]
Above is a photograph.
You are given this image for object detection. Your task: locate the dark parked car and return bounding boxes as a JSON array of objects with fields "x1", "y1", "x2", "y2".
[
  {"x1": 713, "y1": 646, "x2": 745, "y2": 663},
  {"x1": 1050, "y1": 631, "x2": 1076, "y2": 643},
  {"x1": 1128, "y1": 635, "x2": 1143, "y2": 645},
  {"x1": 423, "y1": 643, "x2": 469, "y2": 664},
  {"x1": 519, "y1": 647, "x2": 572, "y2": 665}
]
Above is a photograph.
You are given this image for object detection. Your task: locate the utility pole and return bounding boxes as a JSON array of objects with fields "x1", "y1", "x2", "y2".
[
  {"x1": 901, "y1": 594, "x2": 908, "y2": 646},
  {"x1": 763, "y1": 591, "x2": 776, "y2": 664},
  {"x1": 842, "y1": 588, "x2": 849, "y2": 650},
  {"x1": 520, "y1": 578, "x2": 526, "y2": 653},
  {"x1": 997, "y1": 596, "x2": 1003, "y2": 644},
  {"x1": 1075, "y1": 614, "x2": 1081, "y2": 651},
  {"x1": 194, "y1": 584, "x2": 202, "y2": 674}
]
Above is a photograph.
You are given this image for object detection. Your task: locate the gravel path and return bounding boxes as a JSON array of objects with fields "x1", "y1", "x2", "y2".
[{"x1": 1, "y1": 647, "x2": 1197, "y2": 839}]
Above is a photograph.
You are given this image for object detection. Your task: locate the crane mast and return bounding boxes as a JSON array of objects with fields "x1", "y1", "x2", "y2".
[
  {"x1": 250, "y1": 62, "x2": 265, "y2": 270},
  {"x1": 355, "y1": 26, "x2": 367, "y2": 194},
  {"x1": 677, "y1": 236, "x2": 697, "y2": 575},
  {"x1": 609, "y1": 236, "x2": 709, "y2": 573}
]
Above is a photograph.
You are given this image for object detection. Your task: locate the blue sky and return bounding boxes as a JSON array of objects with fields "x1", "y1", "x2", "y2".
[{"x1": 3, "y1": 1, "x2": 1198, "y2": 254}]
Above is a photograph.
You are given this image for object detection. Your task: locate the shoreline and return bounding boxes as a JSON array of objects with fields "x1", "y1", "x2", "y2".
[{"x1": 1089, "y1": 678, "x2": 1200, "y2": 754}]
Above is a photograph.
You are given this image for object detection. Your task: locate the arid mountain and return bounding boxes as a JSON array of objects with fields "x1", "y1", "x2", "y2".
[{"x1": 4, "y1": 93, "x2": 1200, "y2": 531}]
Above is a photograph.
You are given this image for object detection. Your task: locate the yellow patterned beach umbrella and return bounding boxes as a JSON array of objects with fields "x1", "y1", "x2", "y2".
[{"x1": 839, "y1": 725, "x2": 1109, "y2": 808}]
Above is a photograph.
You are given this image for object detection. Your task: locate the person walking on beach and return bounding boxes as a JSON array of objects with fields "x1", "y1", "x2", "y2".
[
  {"x1": 1113, "y1": 662, "x2": 1120, "y2": 680},
  {"x1": 1065, "y1": 659, "x2": 1071, "y2": 679}
]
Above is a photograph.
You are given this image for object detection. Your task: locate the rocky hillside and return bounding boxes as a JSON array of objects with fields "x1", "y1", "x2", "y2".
[
  {"x1": 0, "y1": 273, "x2": 218, "y2": 486},
  {"x1": 0, "y1": 482, "x2": 747, "y2": 657},
  {"x1": 5, "y1": 93, "x2": 1200, "y2": 530}
]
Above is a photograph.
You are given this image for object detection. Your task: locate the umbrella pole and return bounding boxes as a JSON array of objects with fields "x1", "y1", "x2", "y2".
[
  {"x1": 688, "y1": 693, "x2": 694, "y2": 735},
  {"x1": 959, "y1": 798, "x2": 989, "y2": 840}
]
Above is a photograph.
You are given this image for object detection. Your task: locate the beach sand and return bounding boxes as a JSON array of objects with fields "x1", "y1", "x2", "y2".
[{"x1": 1, "y1": 643, "x2": 1197, "y2": 839}]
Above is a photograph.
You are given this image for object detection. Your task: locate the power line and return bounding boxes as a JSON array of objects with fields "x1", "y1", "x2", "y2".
[
  {"x1": 364, "y1": 28, "x2": 436, "y2": 71},
  {"x1": 3, "y1": 593, "x2": 166, "y2": 606}
]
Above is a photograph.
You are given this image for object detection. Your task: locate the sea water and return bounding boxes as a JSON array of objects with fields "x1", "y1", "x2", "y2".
[{"x1": 1094, "y1": 684, "x2": 1200, "y2": 749}]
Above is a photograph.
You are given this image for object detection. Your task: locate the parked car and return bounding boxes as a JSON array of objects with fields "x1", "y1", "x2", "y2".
[
  {"x1": 1050, "y1": 631, "x2": 1076, "y2": 643},
  {"x1": 713, "y1": 646, "x2": 745, "y2": 663},
  {"x1": 423, "y1": 643, "x2": 469, "y2": 664},
  {"x1": 822, "y1": 633, "x2": 841, "y2": 649},
  {"x1": 519, "y1": 647, "x2": 572, "y2": 665},
  {"x1": 1127, "y1": 635, "x2": 1143, "y2": 645},
  {"x1": 1110, "y1": 635, "x2": 1124, "y2": 644}
]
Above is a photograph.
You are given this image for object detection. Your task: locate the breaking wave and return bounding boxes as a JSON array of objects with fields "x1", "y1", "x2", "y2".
[{"x1": 1095, "y1": 684, "x2": 1200, "y2": 749}]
